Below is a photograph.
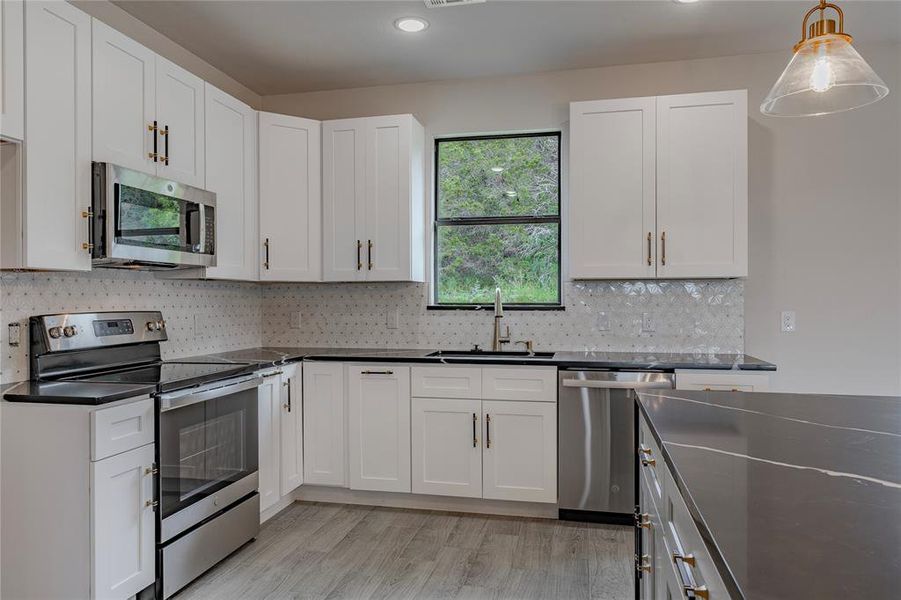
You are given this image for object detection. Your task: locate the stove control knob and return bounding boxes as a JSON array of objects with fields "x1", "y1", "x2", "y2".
[
  {"x1": 48, "y1": 327, "x2": 62, "y2": 339},
  {"x1": 146, "y1": 321, "x2": 158, "y2": 332},
  {"x1": 62, "y1": 326, "x2": 77, "y2": 338},
  {"x1": 158, "y1": 320, "x2": 166, "y2": 330}
]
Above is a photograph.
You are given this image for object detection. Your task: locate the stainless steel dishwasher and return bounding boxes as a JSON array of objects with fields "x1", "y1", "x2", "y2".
[{"x1": 557, "y1": 370, "x2": 674, "y2": 523}]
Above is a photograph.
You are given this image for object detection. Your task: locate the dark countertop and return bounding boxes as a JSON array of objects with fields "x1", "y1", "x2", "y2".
[
  {"x1": 637, "y1": 389, "x2": 901, "y2": 600},
  {"x1": 176, "y1": 347, "x2": 776, "y2": 371},
  {"x1": 2, "y1": 380, "x2": 157, "y2": 405}
]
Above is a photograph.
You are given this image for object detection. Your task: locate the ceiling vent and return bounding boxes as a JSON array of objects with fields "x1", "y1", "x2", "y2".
[{"x1": 423, "y1": 0, "x2": 486, "y2": 8}]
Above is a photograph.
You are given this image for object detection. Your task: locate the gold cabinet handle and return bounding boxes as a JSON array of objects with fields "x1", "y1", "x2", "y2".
[
  {"x1": 636, "y1": 554, "x2": 652, "y2": 574},
  {"x1": 148, "y1": 121, "x2": 158, "y2": 162},
  {"x1": 635, "y1": 513, "x2": 652, "y2": 529},
  {"x1": 661, "y1": 231, "x2": 666, "y2": 266},
  {"x1": 145, "y1": 499, "x2": 159, "y2": 509},
  {"x1": 641, "y1": 457, "x2": 656, "y2": 467},
  {"x1": 160, "y1": 124, "x2": 169, "y2": 165},
  {"x1": 673, "y1": 553, "x2": 697, "y2": 568},
  {"x1": 368, "y1": 240, "x2": 373, "y2": 270},
  {"x1": 361, "y1": 370, "x2": 394, "y2": 375},
  {"x1": 638, "y1": 445, "x2": 653, "y2": 456},
  {"x1": 144, "y1": 464, "x2": 159, "y2": 476},
  {"x1": 647, "y1": 231, "x2": 652, "y2": 266}
]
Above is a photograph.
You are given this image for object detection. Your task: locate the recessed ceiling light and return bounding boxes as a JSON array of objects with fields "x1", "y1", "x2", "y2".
[{"x1": 395, "y1": 17, "x2": 429, "y2": 33}]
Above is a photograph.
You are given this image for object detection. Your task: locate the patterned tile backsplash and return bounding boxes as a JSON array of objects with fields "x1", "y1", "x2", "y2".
[
  {"x1": 0, "y1": 271, "x2": 262, "y2": 383},
  {"x1": 263, "y1": 280, "x2": 743, "y2": 355},
  {"x1": 0, "y1": 272, "x2": 742, "y2": 383}
]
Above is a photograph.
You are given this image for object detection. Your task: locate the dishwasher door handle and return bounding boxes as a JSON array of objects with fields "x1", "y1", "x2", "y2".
[{"x1": 561, "y1": 379, "x2": 673, "y2": 390}]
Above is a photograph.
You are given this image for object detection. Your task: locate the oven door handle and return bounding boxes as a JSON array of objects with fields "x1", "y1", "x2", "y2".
[{"x1": 159, "y1": 375, "x2": 263, "y2": 412}]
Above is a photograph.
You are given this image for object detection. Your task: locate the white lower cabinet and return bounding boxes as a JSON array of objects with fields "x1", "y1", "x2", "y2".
[
  {"x1": 280, "y1": 363, "x2": 304, "y2": 495},
  {"x1": 258, "y1": 369, "x2": 282, "y2": 513},
  {"x1": 411, "y1": 397, "x2": 482, "y2": 498},
  {"x1": 302, "y1": 361, "x2": 346, "y2": 486},
  {"x1": 348, "y1": 365, "x2": 411, "y2": 493},
  {"x1": 482, "y1": 400, "x2": 557, "y2": 503},
  {"x1": 91, "y1": 444, "x2": 156, "y2": 599}
]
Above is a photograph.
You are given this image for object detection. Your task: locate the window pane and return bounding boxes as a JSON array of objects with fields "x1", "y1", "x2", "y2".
[
  {"x1": 436, "y1": 223, "x2": 559, "y2": 304},
  {"x1": 437, "y1": 135, "x2": 559, "y2": 218}
]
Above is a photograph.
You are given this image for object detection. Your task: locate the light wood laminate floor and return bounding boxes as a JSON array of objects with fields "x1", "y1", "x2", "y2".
[{"x1": 177, "y1": 501, "x2": 634, "y2": 600}]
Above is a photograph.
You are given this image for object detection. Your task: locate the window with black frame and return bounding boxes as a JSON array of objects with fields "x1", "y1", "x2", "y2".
[{"x1": 433, "y1": 132, "x2": 561, "y2": 307}]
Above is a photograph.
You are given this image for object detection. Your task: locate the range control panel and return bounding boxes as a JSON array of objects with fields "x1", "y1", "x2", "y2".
[{"x1": 33, "y1": 311, "x2": 168, "y2": 353}]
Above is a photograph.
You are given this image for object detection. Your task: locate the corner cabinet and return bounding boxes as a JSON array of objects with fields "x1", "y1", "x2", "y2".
[
  {"x1": 322, "y1": 114, "x2": 425, "y2": 282},
  {"x1": 258, "y1": 112, "x2": 322, "y2": 281},
  {"x1": 0, "y1": 0, "x2": 24, "y2": 141},
  {"x1": 569, "y1": 90, "x2": 748, "y2": 279},
  {"x1": 204, "y1": 84, "x2": 258, "y2": 281},
  {"x1": 347, "y1": 365, "x2": 412, "y2": 493},
  {"x1": 92, "y1": 19, "x2": 205, "y2": 187},
  {"x1": 2, "y1": 0, "x2": 92, "y2": 271}
]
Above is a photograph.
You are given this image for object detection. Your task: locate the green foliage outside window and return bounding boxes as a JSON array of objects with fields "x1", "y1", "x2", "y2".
[{"x1": 435, "y1": 133, "x2": 561, "y2": 305}]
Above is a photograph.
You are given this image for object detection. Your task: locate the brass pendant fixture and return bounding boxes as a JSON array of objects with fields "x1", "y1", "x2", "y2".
[{"x1": 761, "y1": 0, "x2": 889, "y2": 117}]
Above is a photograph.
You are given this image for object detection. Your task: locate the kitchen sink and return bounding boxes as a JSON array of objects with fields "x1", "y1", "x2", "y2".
[{"x1": 427, "y1": 350, "x2": 556, "y2": 359}]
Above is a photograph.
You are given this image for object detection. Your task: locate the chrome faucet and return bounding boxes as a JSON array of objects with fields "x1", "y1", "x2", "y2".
[{"x1": 492, "y1": 287, "x2": 511, "y2": 351}]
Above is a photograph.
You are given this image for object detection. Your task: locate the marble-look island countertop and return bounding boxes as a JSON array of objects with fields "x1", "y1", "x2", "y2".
[
  {"x1": 177, "y1": 347, "x2": 776, "y2": 370},
  {"x1": 637, "y1": 389, "x2": 901, "y2": 599}
]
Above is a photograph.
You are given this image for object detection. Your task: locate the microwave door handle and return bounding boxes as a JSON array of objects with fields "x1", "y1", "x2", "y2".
[
  {"x1": 159, "y1": 376, "x2": 262, "y2": 412},
  {"x1": 561, "y1": 379, "x2": 673, "y2": 390}
]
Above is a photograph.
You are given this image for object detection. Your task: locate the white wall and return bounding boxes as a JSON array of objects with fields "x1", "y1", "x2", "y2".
[{"x1": 263, "y1": 44, "x2": 901, "y2": 396}]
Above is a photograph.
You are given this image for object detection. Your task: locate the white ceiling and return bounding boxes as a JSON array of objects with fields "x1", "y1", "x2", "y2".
[{"x1": 113, "y1": 0, "x2": 901, "y2": 95}]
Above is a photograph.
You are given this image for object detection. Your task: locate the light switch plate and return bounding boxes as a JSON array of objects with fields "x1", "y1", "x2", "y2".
[
  {"x1": 291, "y1": 311, "x2": 302, "y2": 329},
  {"x1": 386, "y1": 309, "x2": 399, "y2": 330},
  {"x1": 781, "y1": 311, "x2": 796, "y2": 333},
  {"x1": 641, "y1": 312, "x2": 655, "y2": 333},
  {"x1": 596, "y1": 312, "x2": 610, "y2": 332}
]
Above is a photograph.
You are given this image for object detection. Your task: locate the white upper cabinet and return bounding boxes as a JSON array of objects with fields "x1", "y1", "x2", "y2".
[
  {"x1": 258, "y1": 111, "x2": 322, "y2": 281},
  {"x1": 204, "y1": 84, "x2": 258, "y2": 281},
  {"x1": 0, "y1": 0, "x2": 24, "y2": 141},
  {"x1": 568, "y1": 90, "x2": 748, "y2": 279},
  {"x1": 154, "y1": 56, "x2": 205, "y2": 187},
  {"x1": 92, "y1": 19, "x2": 205, "y2": 187},
  {"x1": 92, "y1": 19, "x2": 156, "y2": 174},
  {"x1": 323, "y1": 114, "x2": 425, "y2": 282},
  {"x1": 569, "y1": 97, "x2": 656, "y2": 279},
  {"x1": 347, "y1": 365, "x2": 411, "y2": 493},
  {"x1": 17, "y1": 0, "x2": 92, "y2": 271},
  {"x1": 656, "y1": 90, "x2": 748, "y2": 278}
]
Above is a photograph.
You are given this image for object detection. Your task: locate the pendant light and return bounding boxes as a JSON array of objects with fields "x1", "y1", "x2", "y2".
[{"x1": 761, "y1": 0, "x2": 889, "y2": 117}]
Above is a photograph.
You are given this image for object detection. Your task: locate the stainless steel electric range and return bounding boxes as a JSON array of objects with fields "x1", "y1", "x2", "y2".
[{"x1": 23, "y1": 311, "x2": 262, "y2": 599}]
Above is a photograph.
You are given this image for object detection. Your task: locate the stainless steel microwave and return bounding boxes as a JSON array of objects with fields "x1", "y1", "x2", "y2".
[{"x1": 90, "y1": 162, "x2": 217, "y2": 269}]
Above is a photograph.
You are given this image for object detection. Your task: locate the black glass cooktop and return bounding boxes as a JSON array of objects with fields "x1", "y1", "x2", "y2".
[{"x1": 69, "y1": 361, "x2": 255, "y2": 392}]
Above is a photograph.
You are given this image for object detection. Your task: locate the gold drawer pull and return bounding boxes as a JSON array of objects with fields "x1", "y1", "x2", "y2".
[{"x1": 639, "y1": 445, "x2": 653, "y2": 456}]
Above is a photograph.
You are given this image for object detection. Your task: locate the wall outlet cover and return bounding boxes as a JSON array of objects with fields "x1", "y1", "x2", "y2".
[
  {"x1": 641, "y1": 312, "x2": 655, "y2": 333},
  {"x1": 596, "y1": 312, "x2": 610, "y2": 332},
  {"x1": 386, "y1": 309, "x2": 399, "y2": 330},
  {"x1": 781, "y1": 311, "x2": 796, "y2": 333},
  {"x1": 291, "y1": 311, "x2": 302, "y2": 329}
]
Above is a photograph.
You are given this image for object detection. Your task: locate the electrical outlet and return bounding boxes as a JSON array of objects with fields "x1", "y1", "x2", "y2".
[
  {"x1": 7, "y1": 322, "x2": 21, "y2": 347},
  {"x1": 291, "y1": 311, "x2": 302, "y2": 329},
  {"x1": 781, "y1": 311, "x2": 796, "y2": 333},
  {"x1": 596, "y1": 312, "x2": 610, "y2": 332},
  {"x1": 386, "y1": 309, "x2": 399, "y2": 330},
  {"x1": 642, "y1": 312, "x2": 655, "y2": 332}
]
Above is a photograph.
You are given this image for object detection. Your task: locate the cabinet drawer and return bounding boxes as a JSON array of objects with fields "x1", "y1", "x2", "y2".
[
  {"x1": 638, "y1": 413, "x2": 665, "y2": 507},
  {"x1": 92, "y1": 398, "x2": 154, "y2": 461},
  {"x1": 662, "y1": 468, "x2": 729, "y2": 599},
  {"x1": 675, "y1": 369, "x2": 770, "y2": 392},
  {"x1": 481, "y1": 367, "x2": 556, "y2": 402},
  {"x1": 412, "y1": 366, "x2": 481, "y2": 399}
]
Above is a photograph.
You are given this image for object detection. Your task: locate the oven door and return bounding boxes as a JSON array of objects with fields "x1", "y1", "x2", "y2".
[
  {"x1": 97, "y1": 162, "x2": 216, "y2": 267},
  {"x1": 158, "y1": 376, "x2": 260, "y2": 541}
]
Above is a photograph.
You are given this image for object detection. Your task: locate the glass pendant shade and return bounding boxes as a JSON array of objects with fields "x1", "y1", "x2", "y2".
[{"x1": 761, "y1": 34, "x2": 889, "y2": 116}]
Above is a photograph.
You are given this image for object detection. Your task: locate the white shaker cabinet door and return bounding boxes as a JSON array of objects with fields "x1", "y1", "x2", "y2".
[
  {"x1": 258, "y1": 370, "x2": 282, "y2": 513},
  {"x1": 91, "y1": 444, "x2": 156, "y2": 600},
  {"x1": 155, "y1": 55, "x2": 205, "y2": 187},
  {"x1": 91, "y1": 18, "x2": 156, "y2": 174},
  {"x1": 411, "y1": 397, "x2": 482, "y2": 499},
  {"x1": 204, "y1": 84, "x2": 258, "y2": 281},
  {"x1": 347, "y1": 365, "x2": 411, "y2": 493},
  {"x1": 259, "y1": 111, "x2": 322, "y2": 281},
  {"x1": 280, "y1": 364, "x2": 304, "y2": 495},
  {"x1": 569, "y1": 97, "x2": 657, "y2": 279},
  {"x1": 322, "y1": 118, "x2": 367, "y2": 281},
  {"x1": 482, "y1": 400, "x2": 557, "y2": 503},
  {"x1": 0, "y1": 0, "x2": 25, "y2": 141},
  {"x1": 302, "y1": 362, "x2": 346, "y2": 486},
  {"x1": 656, "y1": 90, "x2": 748, "y2": 278},
  {"x1": 24, "y1": 0, "x2": 91, "y2": 271}
]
